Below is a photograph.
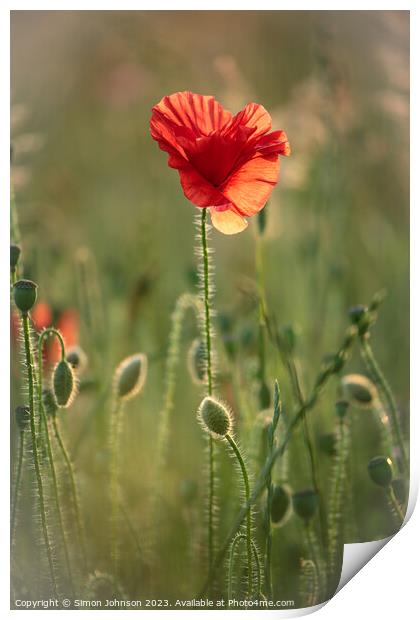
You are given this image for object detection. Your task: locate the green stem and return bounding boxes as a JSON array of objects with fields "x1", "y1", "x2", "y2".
[
  {"x1": 360, "y1": 336, "x2": 408, "y2": 473},
  {"x1": 264, "y1": 479, "x2": 273, "y2": 599},
  {"x1": 256, "y1": 233, "x2": 268, "y2": 407},
  {"x1": 21, "y1": 313, "x2": 58, "y2": 597},
  {"x1": 110, "y1": 398, "x2": 124, "y2": 575},
  {"x1": 52, "y1": 416, "x2": 88, "y2": 574},
  {"x1": 11, "y1": 429, "x2": 25, "y2": 549},
  {"x1": 387, "y1": 486, "x2": 404, "y2": 524},
  {"x1": 228, "y1": 534, "x2": 262, "y2": 600},
  {"x1": 200, "y1": 208, "x2": 215, "y2": 576},
  {"x1": 226, "y1": 434, "x2": 253, "y2": 596},
  {"x1": 38, "y1": 329, "x2": 77, "y2": 593}
]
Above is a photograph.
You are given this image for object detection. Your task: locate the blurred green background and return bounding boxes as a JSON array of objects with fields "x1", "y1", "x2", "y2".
[{"x1": 11, "y1": 10, "x2": 409, "y2": 606}]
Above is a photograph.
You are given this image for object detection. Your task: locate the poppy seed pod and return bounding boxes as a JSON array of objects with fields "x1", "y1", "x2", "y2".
[
  {"x1": 368, "y1": 456, "x2": 393, "y2": 488},
  {"x1": 114, "y1": 353, "x2": 147, "y2": 401},
  {"x1": 341, "y1": 374, "x2": 378, "y2": 409},
  {"x1": 53, "y1": 359, "x2": 77, "y2": 408},
  {"x1": 292, "y1": 490, "x2": 319, "y2": 522},
  {"x1": 187, "y1": 339, "x2": 206, "y2": 385},
  {"x1": 198, "y1": 396, "x2": 232, "y2": 438},
  {"x1": 10, "y1": 245, "x2": 21, "y2": 270},
  {"x1": 15, "y1": 405, "x2": 30, "y2": 430},
  {"x1": 42, "y1": 388, "x2": 58, "y2": 418},
  {"x1": 13, "y1": 279, "x2": 38, "y2": 314},
  {"x1": 270, "y1": 484, "x2": 292, "y2": 526},
  {"x1": 66, "y1": 345, "x2": 88, "y2": 374}
]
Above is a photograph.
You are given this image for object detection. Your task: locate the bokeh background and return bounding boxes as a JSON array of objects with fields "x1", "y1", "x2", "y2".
[{"x1": 11, "y1": 10, "x2": 409, "y2": 605}]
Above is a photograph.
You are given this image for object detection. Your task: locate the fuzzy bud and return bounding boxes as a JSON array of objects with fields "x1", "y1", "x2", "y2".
[
  {"x1": 270, "y1": 484, "x2": 292, "y2": 526},
  {"x1": 341, "y1": 374, "x2": 378, "y2": 409},
  {"x1": 187, "y1": 339, "x2": 206, "y2": 385},
  {"x1": 10, "y1": 245, "x2": 21, "y2": 271},
  {"x1": 53, "y1": 359, "x2": 77, "y2": 408},
  {"x1": 13, "y1": 279, "x2": 37, "y2": 314},
  {"x1": 198, "y1": 396, "x2": 232, "y2": 438},
  {"x1": 15, "y1": 405, "x2": 30, "y2": 430},
  {"x1": 368, "y1": 456, "x2": 393, "y2": 488},
  {"x1": 114, "y1": 353, "x2": 147, "y2": 401},
  {"x1": 292, "y1": 489, "x2": 319, "y2": 523}
]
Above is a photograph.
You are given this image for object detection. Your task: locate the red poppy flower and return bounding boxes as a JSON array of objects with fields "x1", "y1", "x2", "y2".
[{"x1": 150, "y1": 91, "x2": 291, "y2": 234}]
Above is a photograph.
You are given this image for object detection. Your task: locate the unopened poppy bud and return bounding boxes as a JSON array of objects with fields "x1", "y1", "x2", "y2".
[
  {"x1": 179, "y1": 479, "x2": 198, "y2": 505},
  {"x1": 341, "y1": 374, "x2": 378, "y2": 409},
  {"x1": 270, "y1": 484, "x2": 292, "y2": 526},
  {"x1": 292, "y1": 489, "x2": 319, "y2": 522},
  {"x1": 114, "y1": 353, "x2": 147, "y2": 401},
  {"x1": 42, "y1": 388, "x2": 58, "y2": 418},
  {"x1": 335, "y1": 399, "x2": 349, "y2": 419},
  {"x1": 198, "y1": 396, "x2": 232, "y2": 438},
  {"x1": 15, "y1": 405, "x2": 30, "y2": 430},
  {"x1": 187, "y1": 339, "x2": 206, "y2": 384},
  {"x1": 10, "y1": 245, "x2": 21, "y2": 271},
  {"x1": 368, "y1": 456, "x2": 393, "y2": 487},
  {"x1": 66, "y1": 345, "x2": 88, "y2": 374},
  {"x1": 13, "y1": 279, "x2": 37, "y2": 314},
  {"x1": 53, "y1": 359, "x2": 77, "y2": 408}
]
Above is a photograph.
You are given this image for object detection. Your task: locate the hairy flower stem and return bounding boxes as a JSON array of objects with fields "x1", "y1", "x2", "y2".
[
  {"x1": 225, "y1": 434, "x2": 253, "y2": 596},
  {"x1": 52, "y1": 417, "x2": 88, "y2": 574},
  {"x1": 199, "y1": 208, "x2": 216, "y2": 577},
  {"x1": 39, "y1": 330, "x2": 86, "y2": 571},
  {"x1": 228, "y1": 534, "x2": 262, "y2": 600},
  {"x1": 38, "y1": 331, "x2": 75, "y2": 596},
  {"x1": 11, "y1": 429, "x2": 25, "y2": 549},
  {"x1": 360, "y1": 336, "x2": 408, "y2": 474},
  {"x1": 21, "y1": 313, "x2": 58, "y2": 597}
]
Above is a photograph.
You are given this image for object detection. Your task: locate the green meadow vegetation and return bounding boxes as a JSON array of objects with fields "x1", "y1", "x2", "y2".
[{"x1": 10, "y1": 10, "x2": 409, "y2": 609}]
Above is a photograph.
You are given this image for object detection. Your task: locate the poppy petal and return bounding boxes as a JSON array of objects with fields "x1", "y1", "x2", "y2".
[
  {"x1": 177, "y1": 163, "x2": 229, "y2": 208},
  {"x1": 210, "y1": 207, "x2": 248, "y2": 235},
  {"x1": 220, "y1": 153, "x2": 280, "y2": 217},
  {"x1": 223, "y1": 102, "x2": 272, "y2": 142},
  {"x1": 152, "y1": 91, "x2": 232, "y2": 137}
]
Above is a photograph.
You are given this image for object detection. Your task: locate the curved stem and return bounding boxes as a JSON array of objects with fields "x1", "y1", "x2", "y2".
[
  {"x1": 21, "y1": 313, "x2": 58, "y2": 597},
  {"x1": 360, "y1": 336, "x2": 408, "y2": 473},
  {"x1": 11, "y1": 430, "x2": 25, "y2": 549},
  {"x1": 52, "y1": 416, "x2": 88, "y2": 574},
  {"x1": 38, "y1": 329, "x2": 77, "y2": 593},
  {"x1": 200, "y1": 208, "x2": 215, "y2": 577},
  {"x1": 226, "y1": 434, "x2": 253, "y2": 596}
]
